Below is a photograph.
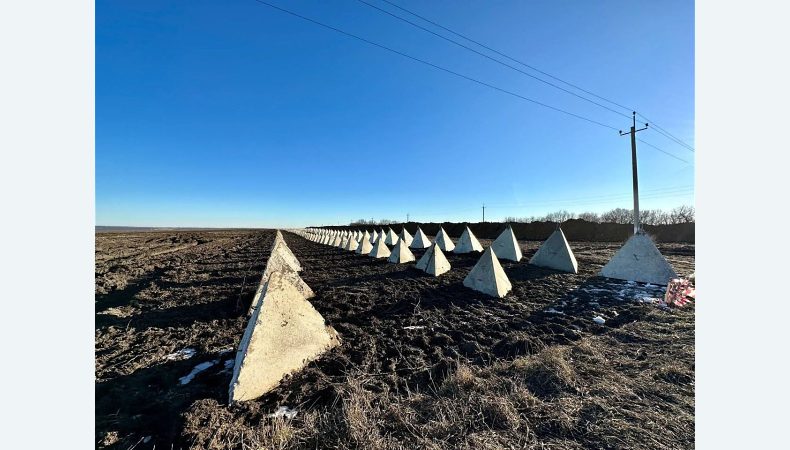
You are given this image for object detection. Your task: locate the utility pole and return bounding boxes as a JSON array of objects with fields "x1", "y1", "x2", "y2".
[
  {"x1": 619, "y1": 112, "x2": 649, "y2": 235},
  {"x1": 482, "y1": 203, "x2": 486, "y2": 223},
  {"x1": 406, "y1": 213, "x2": 410, "y2": 223}
]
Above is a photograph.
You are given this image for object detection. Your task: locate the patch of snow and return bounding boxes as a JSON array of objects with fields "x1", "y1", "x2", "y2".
[
  {"x1": 403, "y1": 326, "x2": 425, "y2": 330},
  {"x1": 544, "y1": 308, "x2": 564, "y2": 315},
  {"x1": 592, "y1": 316, "x2": 606, "y2": 325},
  {"x1": 143, "y1": 436, "x2": 152, "y2": 444},
  {"x1": 179, "y1": 360, "x2": 218, "y2": 385},
  {"x1": 165, "y1": 348, "x2": 196, "y2": 361},
  {"x1": 268, "y1": 406, "x2": 298, "y2": 419}
]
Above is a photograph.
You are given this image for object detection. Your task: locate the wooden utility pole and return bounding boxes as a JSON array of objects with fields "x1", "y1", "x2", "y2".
[{"x1": 619, "y1": 112, "x2": 649, "y2": 234}]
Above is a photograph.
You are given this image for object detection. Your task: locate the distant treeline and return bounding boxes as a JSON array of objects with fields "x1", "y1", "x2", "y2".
[{"x1": 351, "y1": 205, "x2": 694, "y2": 228}]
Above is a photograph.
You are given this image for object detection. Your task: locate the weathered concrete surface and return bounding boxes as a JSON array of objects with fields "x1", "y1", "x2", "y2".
[
  {"x1": 435, "y1": 227, "x2": 455, "y2": 252},
  {"x1": 370, "y1": 230, "x2": 379, "y2": 244},
  {"x1": 369, "y1": 238, "x2": 391, "y2": 259},
  {"x1": 529, "y1": 228, "x2": 578, "y2": 274},
  {"x1": 385, "y1": 228, "x2": 399, "y2": 246},
  {"x1": 344, "y1": 236, "x2": 359, "y2": 251},
  {"x1": 388, "y1": 239, "x2": 415, "y2": 264},
  {"x1": 246, "y1": 249, "x2": 314, "y2": 316},
  {"x1": 331, "y1": 236, "x2": 342, "y2": 247},
  {"x1": 491, "y1": 226, "x2": 522, "y2": 262},
  {"x1": 599, "y1": 233, "x2": 677, "y2": 284},
  {"x1": 415, "y1": 242, "x2": 451, "y2": 276},
  {"x1": 361, "y1": 230, "x2": 371, "y2": 244},
  {"x1": 229, "y1": 270, "x2": 340, "y2": 402},
  {"x1": 410, "y1": 227, "x2": 431, "y2": 249},
  {"x1": 399, "y1": 228, "x2": 414, "y2": 246},
  {"x1": 356, "y1": 237, "x2": 373, "y2": 255},
  {"x1": 339, "y1": 236, "x2": 349, "y2": 249},
  {"x1": 463, "y1": 247, "x2": 512, "y2": 298},
  {"x1": 454, "y1": 226, "x2": 484, "y2": 254}
]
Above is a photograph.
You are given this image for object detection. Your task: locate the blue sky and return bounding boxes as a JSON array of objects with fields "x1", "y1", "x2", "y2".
[{"x1": 97, "y1": 0, "x2": 694, "y2": 227}]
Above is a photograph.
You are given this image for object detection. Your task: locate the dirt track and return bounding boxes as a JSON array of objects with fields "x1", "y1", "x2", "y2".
[{"x1": 95, "y1": 230, "x2": 694, "y2": 449}]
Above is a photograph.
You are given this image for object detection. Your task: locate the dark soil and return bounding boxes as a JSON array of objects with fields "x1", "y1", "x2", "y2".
[{"x1": 95, "y1": 230, "x2": 694, "y2": 449}]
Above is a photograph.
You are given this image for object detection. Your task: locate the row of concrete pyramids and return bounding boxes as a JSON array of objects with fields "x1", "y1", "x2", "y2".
[
  {"x1": 301, "y1": 225, "x2": 581, "y2": 298},
  {"x1": 229, "y1": 231, "x2": 340, "y2": 403},
  {"x1": 304, "y1": 224, "x2": 677, "y2": 290}
]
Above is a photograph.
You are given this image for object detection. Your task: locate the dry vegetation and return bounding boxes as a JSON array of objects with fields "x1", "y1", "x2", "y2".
[{"x1": 96, "y1": 229, "x2": 694, "y2": 449}]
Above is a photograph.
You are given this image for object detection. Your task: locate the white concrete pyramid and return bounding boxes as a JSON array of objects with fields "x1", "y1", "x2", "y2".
[
  {"x1": 345, "y1": 236, "x2": 359, "y2": 251},
  {"x1": 385, "y1": 228, "x2": 399, "y2": 245},
  {"x1": 454, "y1": 226, "x2": 484, "y2": 254},
  {"x1": 229, "y1": 270, "x2": 340, "y2": 402},
  {"x1": 388, "y1": 238, "x2": 416, "y2": 264},
  {"x1": 529, "y1": 228, "x2": 578, "y2": 273},
  {"x1": 463, "y1": 247, "x2": 512, "y2": 298},
  {"x1": 246, "y1": 248, "x2": 313, "y2": 316},
  {"x1": 340, "y1": 236, "x2": 350, "y2": 249},
  {"x1": 370, "y1": 230, "x2": 380, "y2": 244},
  {"x1": 410, "y1": 227, "x2": 431, "y2": 249},
  {"x1": 332, "y1": 236, "x2": 342, "y2": 247},
  {"x1": 361, "y1": 230, "x2": 371, "y2": 244},
  {"x1": 356, "y1": 237, "x2": 373, "y2": 255},
  {"x1": 369, "y1": 238, "x2": 391, "y2": 259},
  {"x1": 399, "y1": 227, "x2": 414, "y2": 246},
  {"x1": 415, "y1": 242, "x2": 451, "y2": 276},
  {"x1": 271, "y1": 238, "x2": 302, "y2": 272},
  {"x1": 491, "y1": 226, "x2": 522, "y2": 262},
  {"x1": 599, "y1": 233, "x2": 677, "y2": 284},
  {"x1": 435, "y1": 227, "x2": 455, "y2": 252}
]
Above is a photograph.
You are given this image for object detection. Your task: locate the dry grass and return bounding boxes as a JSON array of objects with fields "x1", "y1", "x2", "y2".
[{"x1": 182, "y1": 307, "x2": 694, "y2": 449}]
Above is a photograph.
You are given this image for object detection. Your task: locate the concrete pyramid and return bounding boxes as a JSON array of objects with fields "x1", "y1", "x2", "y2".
[
  {"x1": 415, "y1": 242, "x2": 451, "y2": 276},
  {"x1": 339, "y1": 236, "x2": 349, "y2": 249},
  {"x1": 385, "y1": 228, "x2": 399, "y2": 245},
  {"x1": 345, "y1": 236, "x2": 359, "y2": 251},
  {"x1": 399, "y1": 227, "x2": 414, "y2": 246},
  {"x1": 370, "y1": 230, "x2": 379, "y2": 244},
  {"x1": 463, "y1": 247, "x2": 512, "y2": 298},
  {"x1": 356, "y1": 237, "x2": 373, "y2": 255},
  {"x1": 388, "y1": 239, "x2": 416, "y2": 264},
  {"x1": 247, "y1": 249, "x2": 314, "y2": 316},
  {"x1": 435, "y1": 227, "x2": 455, "y2": 252},
  {"x1": 599, "y1": 233, "x2": 677, "y2": 284},
  {"x1": 331, "y1": 236, "x2": 342, "y2": 247},
  {"x1": 271, "y1": 238, "x2": 302, "y2": 272},
  {"x1": 491, "y1": 226, "x2": 522, "y2": 262},
  {"x1": 454, "y1": 226, "x2": 484, "y2": 254},
  {"x1": 369, "y1": 238, "x2": 391, "y2": 259},
  {"x1": 319, "y1": 235, "x2": 328, "y2": 245},
  {"x1": 529, "y1": 228, "x2": 578, "y2": 273},
  {"x1": 361, "y1": 230, "x2": 371, "y2": 244},
  {"x1": 229, "y1": 270, "x2": 340, "y2": 402},
  {"x1": 410, "y1": 227, "x2": 431, "y2": 249}
]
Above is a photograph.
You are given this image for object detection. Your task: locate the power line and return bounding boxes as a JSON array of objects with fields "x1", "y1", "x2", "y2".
[
  {"x1": 250, "y1": 0, "x2": 619, "y2": 131},
  {"x1": 637, "y1": 138, "x2": 691, "y2": 164},
  {"x1": 376, "y1": 0, "x2": 635, "y2": 113},
  {"x1": 638, "y1": 115, "x2": 695, "y2": 152},
  {"x1": 375, "y1": 0, "x2": 695, "y2": 152},
  {"x1": 354, "y1": 0, "x2": 631, "y2": 120}
]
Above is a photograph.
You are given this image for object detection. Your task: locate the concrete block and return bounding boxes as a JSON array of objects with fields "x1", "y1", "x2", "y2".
[
  {"x1": 435, "y1": 227, "x2": 455, "y2": 252},
  {"x1": 491, "y1": 226, "x2": 522, "y2": 262},
  {"x1": 415, "y1": 242, "x2": 451, "y2": 276},
  {"x1": 388, "y1": 239, "x2": 416, "y2": 263},
  {"x1": 369, "y1": 238, "x2": 391, "y2": 259},
  {"x1": 463, "y1": 247, "x2": 512, "y2": 298},
  {"x1": 454, "y1": 226, "x2": 484, "y2": 254},
  {"x1": 599, "y1": 233, "x2": 677, "y2": 284},
  {"x1": 529, "y1": 228, "x2": 578, "y2": 273},
  {"x1": 410, "y1": 227, "x2": 431, "y2": 249},
  {"x1": 229, "y1": 270, "x2": 340, "y2": 402}
]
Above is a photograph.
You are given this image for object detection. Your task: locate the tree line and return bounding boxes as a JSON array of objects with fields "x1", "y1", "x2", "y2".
[{"x1": 504, "y1": 205, "x2": 694, "y2": 225}]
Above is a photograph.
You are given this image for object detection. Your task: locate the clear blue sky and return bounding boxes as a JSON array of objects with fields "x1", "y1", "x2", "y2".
[{"x1": 97, "y1": 0, "x2": 694, "y2": 227}]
